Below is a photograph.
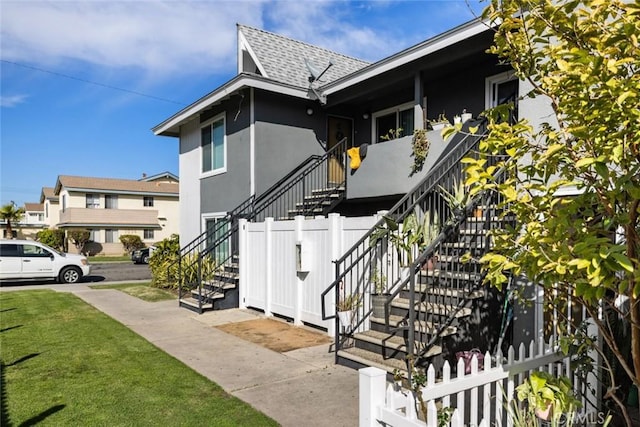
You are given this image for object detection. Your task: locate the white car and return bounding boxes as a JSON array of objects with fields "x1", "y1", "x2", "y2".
[{"x1": 0, "y1": 239, "x2": 91, "y2": 283}]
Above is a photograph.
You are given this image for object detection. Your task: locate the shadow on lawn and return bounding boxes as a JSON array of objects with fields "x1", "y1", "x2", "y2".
[{"x1": 2, "y1": 357, "x2": 65, "y2": 427}]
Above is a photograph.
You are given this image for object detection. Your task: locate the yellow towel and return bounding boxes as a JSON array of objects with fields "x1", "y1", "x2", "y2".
[{"x1": 347, "y1": 147, "x2": 361, "y2": 170}]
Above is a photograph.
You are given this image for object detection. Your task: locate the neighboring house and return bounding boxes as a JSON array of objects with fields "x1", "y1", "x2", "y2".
[
  {"x1": 53, "y1": 174, "x2": 179, "y2": 255},
  {"x1": 0, "y1": 202, "x2": 46, "y2": 240},
  {"x1": 40, "y1": 187, "x2": 60, "y2": 229},
  {"x1": 154, "y1": 20, "x2": 554, "y2": 373}
]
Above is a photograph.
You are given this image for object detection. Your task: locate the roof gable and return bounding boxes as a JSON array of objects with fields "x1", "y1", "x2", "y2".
[
  {"x1": 237, "y1": 24, "x2": 370, "y2": 89},
  {"x1": 40, "y1": 187, "x2": 58, "y2": 203}
]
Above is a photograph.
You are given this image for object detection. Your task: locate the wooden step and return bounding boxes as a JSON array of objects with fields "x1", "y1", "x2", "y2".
[
  {"x1": 370, "y1": 314, "x2": 458, "y2": 337},
  {"x1": 179, "y1": 297, "x2": 213, "y2": 311},
  {"x1": 190, "y1": 289, "x2": 225, "y2": 300},
  {"x1": 338, "y1": 343, "x2": 442, "y2": 375},
  {"x1": 419, "y1": 269, "x2": 482, "y2": 282},
  {"x1": 393, "y1": 298, "x2": 472, "y2": 317},
  {"x1": 311, "y1": 186, "x2": 345, "y2": 194},
  {"x1": 414, "y1": 284, "x2": 484, "y2": 299}
]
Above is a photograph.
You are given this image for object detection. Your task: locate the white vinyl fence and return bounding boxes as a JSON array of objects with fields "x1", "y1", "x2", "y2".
[
  {"x1": 238, "y1": 213, "x2": 378, "y2": 335},
  {"x1": 360, "y1": 340, "x2": 598, "y2": 427}
]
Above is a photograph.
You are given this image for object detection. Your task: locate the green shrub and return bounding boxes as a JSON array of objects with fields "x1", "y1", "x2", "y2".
[
  {"x1": 149, "y1": 234, "x2": 180, "y2": 288},
  {"x1": 36, "y1": 228, "x2": 65, "y2": 250},
  {"x1": 119, "y1": 234, "x2": 145, "y2": 253}
]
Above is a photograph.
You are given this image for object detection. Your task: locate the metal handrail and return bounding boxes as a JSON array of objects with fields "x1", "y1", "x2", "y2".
[
  {"x1": 320, "y1": 119, "x2": 514, "y2": 368},
  {"x1": 177, "y1": 137, "x2": 349, "y2": 311}
]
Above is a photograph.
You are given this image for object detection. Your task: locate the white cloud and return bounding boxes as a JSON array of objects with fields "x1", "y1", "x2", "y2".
[
  {"x1": 0, "y1": 1, "x2": 266, "y2": 77},
  {"x1": 0, "y1": 0, "x2": 484, "y2": 81},
  {"x1": 0, "y1": 94, "x2": 28, "y2": 108}
]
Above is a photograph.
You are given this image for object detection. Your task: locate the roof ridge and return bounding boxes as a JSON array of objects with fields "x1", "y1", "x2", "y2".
[{"x1": 237, "y1": 24, "x2": 370, "y2": 66}]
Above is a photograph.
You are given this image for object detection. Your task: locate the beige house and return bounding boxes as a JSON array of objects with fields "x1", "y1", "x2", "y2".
[
  {"x1": 40, "y1": 187, "x2": 60, "y2": 228},
  {"x1": 0, "y1": 202, "x2": 46, "y2": 240},
  {"x1": 53, "y1": 173, "x2": 179, "y2": 255}
]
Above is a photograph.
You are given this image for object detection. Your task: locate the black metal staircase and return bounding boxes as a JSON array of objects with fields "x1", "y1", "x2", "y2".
[
  {"x1": 175, "y1": 137, "x2": 349, "y2": 313},
  {"x1": 320, "y1": 119, "x2": 512, "y2": 376}
]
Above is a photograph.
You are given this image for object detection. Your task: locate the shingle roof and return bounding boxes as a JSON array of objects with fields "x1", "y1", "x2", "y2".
[
  {"x1": 40, "y1": 187, "x2": 58, "y2": 203},
  {"x1": 55, "y1": 175, "x2": 179, "y2": 195},
  {"x1": 238, "y1": 25, "x2": 370, "y2": 89},
  {"x1": 24, "y1": 203, "x2": 43, "y2": 212}
]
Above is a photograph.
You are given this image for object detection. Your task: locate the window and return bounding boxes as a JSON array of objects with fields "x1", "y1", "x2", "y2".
[
  {"x1": 201, "y1": 116, "x2": 226, "y2": 174},
  {"x1": 22, "y1": 244, "x2": 51, "y2": 257},
  {"x1": 144, "y1": 229, "x2": 154, "y2": 240},
  {"x1": 105, "y1": 229, "x2": 117, "y2": 243},
  {"x1": 486, "y1": 72, "x2": 519, "y2": 124},
  {"x1": 88, "y1": 229, "x2": 99, "y2": 242},
  {"x1": 105, "y1": 195, "x2": 118, "y2": 209},
  {"x1": 86, "y1": 194, "x2": 100, "y2": 209},
  {"x1": 203, "y1": 214, "x2": 229, "y2": 263},
  {"x1": 0, "y1": 244, "x2": 20, "y2": 257},
  {"x1": 373, "y1": 103, "x2": 414, "y2": 143},
  {"x1": 62, "y1": 195, "x2": 67, "y2": 212},
  {"x1": 45, "y1": 203, "x2": 49, "y2": 219},
  {"x1": 143, "y1": 196, "x2": 154, "y2": 207}
]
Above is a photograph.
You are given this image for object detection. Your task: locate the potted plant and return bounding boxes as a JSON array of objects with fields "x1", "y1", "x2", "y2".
[
  {"x1": 336, "y1": 293, "x2": 361, "y2": 328},
  {"x1": 429, "y1": 113, "x2": 450, "y2": 131},
  {"x1": 515, "y1": 371, "x2": 581, "y2": 423},
  {"x1": 370, "y1": 268, "x2": 388, "y2": 318},
  {"x1": 439, "y1": 177, "x2": 469, "y2": 220}
]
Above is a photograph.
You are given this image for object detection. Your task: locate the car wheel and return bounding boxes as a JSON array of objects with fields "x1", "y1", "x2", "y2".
[
  {"x1": 142, "y1": 255, "x2": 150, "y2": 264},
  {"x1": 60, "y1": 266, "x2": 81, "y2": 284}
]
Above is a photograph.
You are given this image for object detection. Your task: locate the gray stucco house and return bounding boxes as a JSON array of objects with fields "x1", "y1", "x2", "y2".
[{"x1": 154, "y1": 18, "x2": 552, "y2": 374}]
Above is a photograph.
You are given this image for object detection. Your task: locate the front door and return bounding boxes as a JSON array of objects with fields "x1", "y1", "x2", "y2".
[{"x1": 327, "y1": 116, "x2": 352, "y2": 185}]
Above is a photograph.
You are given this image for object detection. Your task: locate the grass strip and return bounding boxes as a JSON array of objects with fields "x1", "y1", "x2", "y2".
[
  {"x1": 89, "y1": 282, "x2": 176, "y2": 302},
  {"x1": 0, "y1": 290, "x2": 277, "y2": 426}
]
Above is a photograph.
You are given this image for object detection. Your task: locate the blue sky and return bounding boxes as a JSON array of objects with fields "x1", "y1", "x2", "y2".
[{"x1": 0, "y1": 0, "x2": 485, "y2": 208}]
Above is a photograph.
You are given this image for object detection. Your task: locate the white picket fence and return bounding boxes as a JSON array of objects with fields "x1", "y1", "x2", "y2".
[
  {"x1": 238, "y1": 213, "x2": 378, "y2": 335},
  {"x1": 360, "y1": 340, "x2": 597, "y2": 427}
]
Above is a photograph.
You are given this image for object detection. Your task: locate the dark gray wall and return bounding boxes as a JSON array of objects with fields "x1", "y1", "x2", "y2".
[
  {"x1": 200, "y1": 91, "x2": 252, "y2": 213},
  {"x1": 254, "y1": 91, "x2": 326, "y2": 195}
]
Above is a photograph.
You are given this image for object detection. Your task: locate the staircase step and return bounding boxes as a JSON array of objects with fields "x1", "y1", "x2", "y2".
[
  {"x1": 338, "y1": 344, "x2": 442, "y2": 375},
  {"x1": 370, "y1": 314, "x2": 458, "y2": 337},
  {"x1": 295, "y1": 200, "x2": 332, "y2": 208},
  {"x1": 288, "y1": 207, "x2": 324, "y2": 215},
  {"x1": 202, "y1": 281, "x2": 237, "y2": 291},
  {"x1": 393, "y1": 298, "x2": 472, "y2": 317},
  {"x1": 419, "y1": 269, "x2": 482, "y2": 282},
  {"x1": 303, "y1": 193, "x2": 342, "y2": 201},
  {"x1": 179, "y1": 297, "x2": 213, "y2": 311},
  {"x1": 190, "y1": 289, "x2": 225, "y2": 300},
  {"x1": 311, "y1": 186, "x2": 345, "y2": 194},
  {"x1": 415, "y1": 284, "x2": 484, "y2": 299}
]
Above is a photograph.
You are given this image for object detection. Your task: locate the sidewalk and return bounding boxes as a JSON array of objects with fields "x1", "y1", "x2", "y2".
[{"x1": 1, "y1": 283, "x2": 359, "y2": 427}]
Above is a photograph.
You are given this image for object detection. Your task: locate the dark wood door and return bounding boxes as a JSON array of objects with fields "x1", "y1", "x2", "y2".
[{"x1": 327, "y1": 117, "x2": 352, "y2": 184}]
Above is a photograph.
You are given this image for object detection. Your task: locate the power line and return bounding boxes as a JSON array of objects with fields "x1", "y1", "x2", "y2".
[{"x1": 1, "y1": 59, "x2": 187, "y2": 106}]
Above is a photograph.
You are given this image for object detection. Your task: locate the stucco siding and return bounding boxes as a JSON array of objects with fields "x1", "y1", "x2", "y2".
[
  {"x1": 179, "y1": 118, "x2": 202, "y2": 246},
  {"x1": 253, "y1": 91, "x2": 325, "y2": 195}
]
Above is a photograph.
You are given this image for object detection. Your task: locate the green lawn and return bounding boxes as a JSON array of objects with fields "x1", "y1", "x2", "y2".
[
  {"x1": 88, "y1": 255, "x2": 131, "y2": 262},
  {"x1": 0, "y1": 290, "x2": 278, "y2": 426},
  {"x1": 89, "y1": 282, "x2": 176, "y2": 302}
]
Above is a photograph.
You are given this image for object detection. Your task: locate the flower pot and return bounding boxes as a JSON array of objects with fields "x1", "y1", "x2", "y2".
[
  {"x1": 337, "y1": 310, "x2": 353, "y2": 328},
  {"x1": 461, "y1": 112, "x2": 472, "y2": 123},
  {"x1": 371, "y1": 293, "x2": 389, "y2": 318},
  {"x1": 474, "y1": 207, "x2": 483, "y2": 219},
  {"x1": 535, "y1": 403, "x2": 553, "y2": 421}
]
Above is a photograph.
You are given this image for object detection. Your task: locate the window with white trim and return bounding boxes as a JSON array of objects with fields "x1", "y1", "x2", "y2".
[
  {"x1": 372, "y1": 102, "x2": 414, "y2": 143},
  {"x1": 86, "y1": 194, "x2": 100, "y2": 209},
  {"x1": 486, "y1": 72, "x2": 519, "y2": 124},
  {"x1": 201, "y1": 115, "x2": 226, "y2": 174},
  {"x1": 143, "y1": 196, "x2": 154, "y2": 207},
  {"x1": 144, "y1": 229, "x2": 154, "y2": 240},
  {"x1": 105, "y1": 195, "x2": 118, "y2": 209},
  {"x1": 88, "y1": 229, "x2": 99, "y2": 242},
  {"x1": 105, "y1": 229, "x2": 117, "y2": 243}
]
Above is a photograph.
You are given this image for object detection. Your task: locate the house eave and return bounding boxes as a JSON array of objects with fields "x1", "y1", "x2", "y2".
[
  {"x1": 56, "y1": 222, "x2": 162, "y2": 229},
  {"x1": 322, "y1": 18, "x2": 491, "y2": 96},
  {"x1": 152, "y1": 74, "x2": 309, "y2": 137},
  {"x1": 61, "y1": 187, "x2": 178, "y2": 197}
]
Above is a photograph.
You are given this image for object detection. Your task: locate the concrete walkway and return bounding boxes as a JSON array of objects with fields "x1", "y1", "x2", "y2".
[{"x1": 0, "y1": 283, "x2": 359, "y2": 427}]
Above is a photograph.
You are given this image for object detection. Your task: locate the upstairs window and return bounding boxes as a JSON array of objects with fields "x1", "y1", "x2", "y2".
[
  {"x1": 373, "y1": 102, "x2": 414, "y2": 143},
  {"x1": 143, "y1": 196, "x2": 154, "y2": 207},
  {"x1": 201, "y1": 115, "x2": 226, "y2": 175},
  {"x1": 144, "y1": 229, "x2": 154, "y2": 240},
  {"x1": 86, "y1": 194, "x2": 100, "y2": 209},
  {"x1": 105, "y1": 195, "x2": 118, "y2": 209}
]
